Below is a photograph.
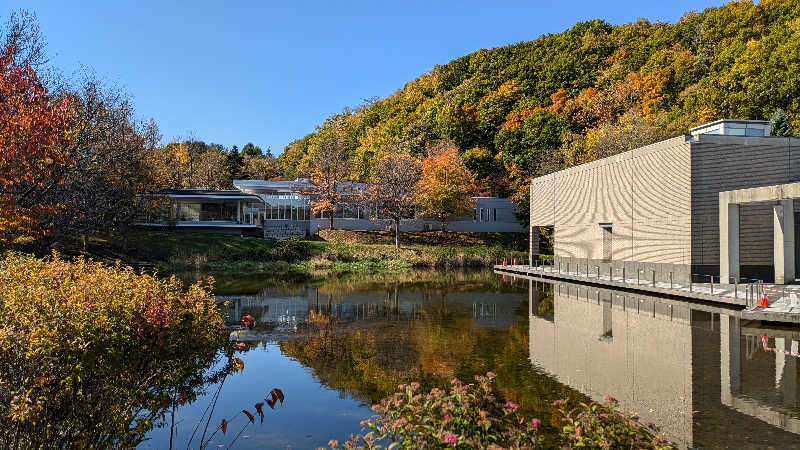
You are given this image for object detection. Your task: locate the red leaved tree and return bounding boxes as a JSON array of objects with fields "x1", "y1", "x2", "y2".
[{"x1": 0, "y1": 44, "x2": 73, "y2": 243}]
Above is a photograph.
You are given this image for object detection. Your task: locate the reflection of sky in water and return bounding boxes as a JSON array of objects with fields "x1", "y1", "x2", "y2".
[
  {"x1": 144, "y1": 275, "x2": 800, "y2": 449},
  {"x1": 143, "y1": 343, "x2": 373, "y2": 450}
]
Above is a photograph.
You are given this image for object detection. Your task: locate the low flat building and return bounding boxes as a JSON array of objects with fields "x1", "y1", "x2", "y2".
[
  {"x1": 529, "y1": 119, "x2": 800, "y2": 284},
  {"x1": 137, "y1": 179, "x2": 525, "y2": 238}
]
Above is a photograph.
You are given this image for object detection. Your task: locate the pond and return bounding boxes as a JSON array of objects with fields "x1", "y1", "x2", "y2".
[{"x1": 141, "y1": 271, "x2": 800, "y2": 449}]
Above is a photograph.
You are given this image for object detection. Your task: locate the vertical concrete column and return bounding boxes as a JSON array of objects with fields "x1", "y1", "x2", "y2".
[
  {"x1": 773, "y1": 199, "x2": 795, "y2": 284},
  {"x1": 776, "y1": 337, "x2": 786, "y2": 389},
  {"x1": 530, "y1": 226, "x2": 540, "y2": 266},
  {"x1": 719, "y1": 199, "x2": 740, "y2": 283},
  {"x1": 719, "y1": 314, "x2": 741, "y2": 405},
  {"x1": 528, "y1": 280, "x2": 535, "y2": 316},
  {"x1": 775, "y1": 337, "x2": 798, "y2": 408}
]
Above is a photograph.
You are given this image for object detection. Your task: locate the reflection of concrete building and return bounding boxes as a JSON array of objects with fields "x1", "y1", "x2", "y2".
[
  {"x1": 528, "y1": 279, "x2": 800, "y2": 448},
  {"x1": 138, "y1": 179, "x2": 524, "y2": 238},
  {"x1": 529, "y1": 119, "x2": 800, "y2": 283}
]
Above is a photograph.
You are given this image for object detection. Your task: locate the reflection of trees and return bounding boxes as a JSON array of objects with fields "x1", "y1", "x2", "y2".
[
  {"x1": 412, "y1": 294, "x2": 477, "y2": 379},
  {"x1": 279, "y1": 291, "x2": 586, "y2": 422},
  {"x1": 1, "y1": 340, "x2": 227, "y2": 448},
  {"x1": 314, "y1": 270, "x2": 527, "y2": 297},
  {"x1": 280, "y1": 322, "x2": 423, "y2": 402},
  {"x1": 181, "y1": 268, "x2": 528, "y2": 298}
]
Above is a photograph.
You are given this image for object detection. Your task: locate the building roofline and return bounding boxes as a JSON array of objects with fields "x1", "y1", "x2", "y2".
[
  {"x1": 530, "y1": 133, "x2": 800, "y2": 184},
  {"x1": 530, "y1": 135, "x2": 689, "y2": 183},
  {"x1": 156, "y1": 188, "x2": 262, "y2": 200},
  {"x1": 689, "y1": 119, "x2": 770, "y2": 132}
]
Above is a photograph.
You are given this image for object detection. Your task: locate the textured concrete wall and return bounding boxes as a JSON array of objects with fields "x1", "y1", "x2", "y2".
[
  {"x1": 530, "y1": 134, "x2": 800, "y2": 277},
  {"x1": 530, "y1": 136, "x2": 692, "y2": 265},
  {"x1": 690, "y1": 135, "x2": 800, "y2": 270}
]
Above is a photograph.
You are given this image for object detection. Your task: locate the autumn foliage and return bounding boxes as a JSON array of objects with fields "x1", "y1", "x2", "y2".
[
  {"x1": 416, "y1": 146, "x2": 476, "y2": 230},
  {"x1": 0, "y1": 252, "x2": 226, "y2": 447},
  {"x1": 0, "y1": 44, "x2": 73, "y2": 243},
  {"x1": 281, "y1": 1, "x2": 800, "y2": 227}
]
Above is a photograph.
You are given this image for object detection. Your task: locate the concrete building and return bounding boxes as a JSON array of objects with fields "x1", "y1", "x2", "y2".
[
  {"x1": 529, "y1": 119, "x2": 800, "y2": 283},
  {"x1": 138, "y1": 179, "x2": 525, "y2": 238}
]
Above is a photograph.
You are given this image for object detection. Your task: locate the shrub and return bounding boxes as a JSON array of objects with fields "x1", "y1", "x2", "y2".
[
  {"x1": 333, "y1": 376, "x2": 675, "y2": 450},
  {"x1": 333, "y1": 373, "x2": 543, "y2": 449},
  {"x1": 0, "y1": 252, "x2": 227, "y2": 448},
  {"x1": 269, "y1": 237, "x2": 314, "y2": 262},
  {"x1": 554, "y1": 395, "x2": 673, "y2": 450}
]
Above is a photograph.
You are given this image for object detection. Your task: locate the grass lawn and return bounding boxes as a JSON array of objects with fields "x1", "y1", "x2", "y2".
[{"x1": 53, "y1": 228, "x2": 528, "y2": 278}]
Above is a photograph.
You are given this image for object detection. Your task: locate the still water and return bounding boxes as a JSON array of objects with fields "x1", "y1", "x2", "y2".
[{"x1": 144, "y1": 271, "x2": 800, "y2": 449}]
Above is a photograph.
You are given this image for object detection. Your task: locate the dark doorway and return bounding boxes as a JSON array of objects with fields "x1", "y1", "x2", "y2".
[
  {"x1": 538, "y1": 226, "x2": 554, "y2": 256},
  {"x1": 600, "y1": 223, "x2": 613, "y2": 262}
]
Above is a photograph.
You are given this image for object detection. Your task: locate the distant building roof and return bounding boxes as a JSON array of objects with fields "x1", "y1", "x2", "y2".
[
  {"x1": 690, "y1": 119, "x2": 771, "y2": 137},
  {"x1": 233, "y1": 179, "x2": 312, "y2": 193},
  {"x1": 158, "y1": 188, "x2": 261, "y2": 200}
]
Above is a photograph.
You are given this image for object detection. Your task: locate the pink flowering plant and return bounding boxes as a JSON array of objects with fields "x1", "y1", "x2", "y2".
[
  {"x1": 553, "y1": 395, "x2": 674, "y2": 450},
  {"x1": 331, "y1": 372, "x2": 544, "y2": 449}
]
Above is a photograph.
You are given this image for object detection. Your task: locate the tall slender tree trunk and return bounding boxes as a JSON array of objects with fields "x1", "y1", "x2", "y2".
[
  {"x1": 83, "y1": 231, "x2": 89, "y2": 252},
  {"x1": 395, "y1": 218, "x2": 400, "y2": 248},
  {"x1": 329, "y1": 213, "x2": 334, "y2": 230}
]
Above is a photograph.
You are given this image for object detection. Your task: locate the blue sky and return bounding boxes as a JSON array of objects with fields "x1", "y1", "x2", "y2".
[{"x1": 6, "y1": 1, "x2": 724, "y2": 153}]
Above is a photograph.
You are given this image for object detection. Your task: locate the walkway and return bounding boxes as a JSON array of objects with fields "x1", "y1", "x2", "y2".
[{"x1": 495, "y1": 264, "x2": 800, "y2": 324}]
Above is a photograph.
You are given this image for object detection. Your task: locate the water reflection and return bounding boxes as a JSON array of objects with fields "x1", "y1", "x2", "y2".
[
  {"x1": 146, "y1": 272, "x2": 548, "y2": 449},
  {"x1": 527, "y1": 278, "x2": 800, "y2": 448},
  {"x1": 143, "y1": 271, "x2": 800, "y2": 449}
]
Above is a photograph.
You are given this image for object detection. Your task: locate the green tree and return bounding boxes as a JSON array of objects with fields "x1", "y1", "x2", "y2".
[
  {"x1": 771, "y1": 109, "x2": 794, "y2": 137},
  {"x1": 225, "y1": 145, "x2": 244, "y2": 180},
  {"x1": 241, "y1": 142, "x2": 263, "y2": 157},
  {"x1": 495, "y1": 109, "x2": 567, "y2": 177}
]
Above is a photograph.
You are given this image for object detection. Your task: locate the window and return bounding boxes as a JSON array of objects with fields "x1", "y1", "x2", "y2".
[
  {"x1": 493, "y1": 208, "x2": 497, "y2": 221},
  {"x1": 746, "y1": 127, "x2": 765, "y2": 137},
  {"x1": 600, "y1": 223, "x2": 612, "y2": 262}
]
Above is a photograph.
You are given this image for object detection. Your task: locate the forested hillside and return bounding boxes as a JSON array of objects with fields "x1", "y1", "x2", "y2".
[{"x1": 279, "y1": 0, "x2": 800, "y2": 222}]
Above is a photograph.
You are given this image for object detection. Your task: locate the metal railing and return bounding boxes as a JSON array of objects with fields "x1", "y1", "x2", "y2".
[{"x1": 497, "y1": 257, "x2": 769, "y2": 303}]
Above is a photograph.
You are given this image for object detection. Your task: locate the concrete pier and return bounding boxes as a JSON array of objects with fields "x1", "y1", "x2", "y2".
[{"x1": 496, "y1": 264, "x2": 800, "y2": 324}]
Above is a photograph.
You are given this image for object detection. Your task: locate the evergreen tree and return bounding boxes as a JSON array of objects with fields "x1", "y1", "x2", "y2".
[
  {"x1": 771, "y1": 109, "x2": 793, "y2": 137},
  {"x1": 225, "y1": 145, "x2": 244, "y2": 180},
  {"x1": 241, "y1": 142, "x2": 262, "y2": 157}
]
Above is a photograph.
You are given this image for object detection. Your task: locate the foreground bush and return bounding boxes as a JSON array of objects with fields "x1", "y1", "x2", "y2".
[
  {"x1": 0, "y1": 252, "x2": 227, "y2": 447},
  {"x1": 332, "y1": 373, "x2": 674, "y2": 449},
  {"x1": 332, "y1": 373, "x2": 543, "y2": 449},
  {"x1": 554, "y1": 396, "x2": 673, "y2": 449}
]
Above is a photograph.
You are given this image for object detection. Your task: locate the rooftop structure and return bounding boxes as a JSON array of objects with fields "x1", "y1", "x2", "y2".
[{"x1": 690, "y1": 119, "x2": 771, "y2": 137}]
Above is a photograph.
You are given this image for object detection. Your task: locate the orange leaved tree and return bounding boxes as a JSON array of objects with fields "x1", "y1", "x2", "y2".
[
  {"x1": 0, "y1": 44, "x2": 73, "y2": 244},
  {"x1": 303, "y1": 126, "x2": 350, "y2": 230},
  {"x1": 415, "y1": 146, "x2": 476, "y2": 232}
]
